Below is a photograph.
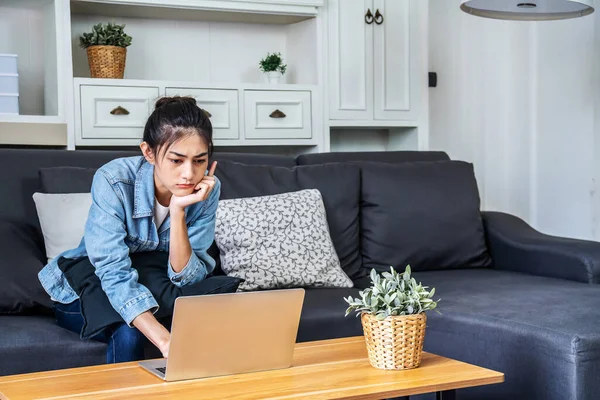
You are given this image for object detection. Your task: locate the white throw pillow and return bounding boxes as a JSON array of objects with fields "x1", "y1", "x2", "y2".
[
  {"x1": 32, "y1": 192, "x2": 92, "y2": 262},
  {"x1": 215, "y1": 189, "x2": 353, "y2": 291}
]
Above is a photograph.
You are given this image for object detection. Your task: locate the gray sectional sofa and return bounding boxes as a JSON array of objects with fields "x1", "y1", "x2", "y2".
[{"x1": 0, "y1": 148, "x2": 599, "y2": 400}]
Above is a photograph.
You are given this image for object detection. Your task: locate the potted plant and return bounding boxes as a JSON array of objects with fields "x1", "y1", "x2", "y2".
[
  {"x1": 344, "y1": 266, "x2": 440, "y2": 370},
  {"x1": 79, "y1": 22, "x2": 132, "y2": 79},
  {"x1": 259, "y1": 52, "x2": 287, "y2": 84}
]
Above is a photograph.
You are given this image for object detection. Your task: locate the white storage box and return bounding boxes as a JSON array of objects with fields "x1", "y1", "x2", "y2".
[
  {"x1": 0, "y1": 54, "x2": 18, "y2": 75},
  {"x1": 0, "y1": 74, "x2": 18, "y2": 93},
  {"x1": 0, "y1": 93, "x2": 19, "y2": 115}
]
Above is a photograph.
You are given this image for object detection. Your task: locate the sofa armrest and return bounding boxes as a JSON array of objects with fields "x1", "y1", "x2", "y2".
[{"x1": 482, "y1": 211, "x2": 600, "y2": 284}]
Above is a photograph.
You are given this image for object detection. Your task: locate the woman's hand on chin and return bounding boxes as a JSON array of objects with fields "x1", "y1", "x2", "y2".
[{"x1": 169, "y1": 161, "x2": 217, "y2": 213}]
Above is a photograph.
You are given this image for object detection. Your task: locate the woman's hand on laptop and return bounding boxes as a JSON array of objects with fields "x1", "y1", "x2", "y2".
[
  {"x1": 132, "y1": 311, "x2": 171, "y2": 358},
  {"x1": 159, "y1": 338, "x2": 170, "y2": 358}
]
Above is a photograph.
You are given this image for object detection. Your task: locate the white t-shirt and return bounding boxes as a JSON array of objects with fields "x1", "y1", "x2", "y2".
[{"x1": 154, "y1": 197, "x2": 170, "y2": 229}]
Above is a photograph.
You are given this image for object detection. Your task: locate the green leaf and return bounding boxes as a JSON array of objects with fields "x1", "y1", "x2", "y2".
[{"x1": 79, "y1": 21, "x2": 132, "y2": 48}]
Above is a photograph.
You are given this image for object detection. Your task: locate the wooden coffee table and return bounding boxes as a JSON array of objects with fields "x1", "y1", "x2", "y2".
[{"x1": 0, "y1": 336, "x2": 503, "y2": 400}]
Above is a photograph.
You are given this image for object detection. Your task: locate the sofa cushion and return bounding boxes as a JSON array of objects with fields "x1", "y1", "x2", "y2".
[
  {"x1": 0, "y1": 315, "x2": 106, "y2": 376},
  {"x1": 32, "y1": 193, "x2": 92, "y2": 262},
  {"x1": 297, "y1": 287, "x2": 364, "y2": 342},
  {"x1": 215, "y1": 160, "x2": 365, "y2": 282},
  {"x1": 0, "y1": 220, "x2": 53, "y2": 314},
  {"x1": 215, "y1": 189, "x2": 352, "y2": 291},
  {"x1": 413, "y1": 268, "x2": 600, "y2": 400},
  {"x1": 360, "y1": 160, "x2": 492, "y2": 272},
  {"x1": 39, "y1": 166, "x2": 96, "y2": 193}
]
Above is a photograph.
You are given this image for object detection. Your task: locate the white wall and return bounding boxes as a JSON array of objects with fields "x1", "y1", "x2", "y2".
[
  {"x1": 429, "y1": 0, "x2": 598, "y2": 240},
  {"x1": 535, "y1": 18, "x2": 596, "y2": 240}
]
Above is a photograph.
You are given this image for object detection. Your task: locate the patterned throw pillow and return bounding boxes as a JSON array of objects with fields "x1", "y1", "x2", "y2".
[{"x1": 215, "y1": 189, "x2": 353, "y2": 291}]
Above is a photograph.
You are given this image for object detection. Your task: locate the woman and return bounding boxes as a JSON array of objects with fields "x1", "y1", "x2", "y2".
[{"x1": 38, "y1": 96, "x2": 220, "y2": 363}]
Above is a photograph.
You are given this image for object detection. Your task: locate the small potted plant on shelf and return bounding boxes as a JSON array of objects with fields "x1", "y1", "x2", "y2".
[
  {"x1": 259, "y1": 52, "x2": 287, "y2": 84},
  {"x1": 79, "y1": 22, "x2": 132, "y2": 79},
  {"x1": 344, "y1": 266, "x2": 440, "y2": 371}
]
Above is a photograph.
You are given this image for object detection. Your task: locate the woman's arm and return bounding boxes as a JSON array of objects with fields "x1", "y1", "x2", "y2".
[
  {"x1": 167, "y1": 163, "x2": 219, "y2": 283},
  {"x1": 168, "y1": 205, "x2": 194, "y2": 273}
]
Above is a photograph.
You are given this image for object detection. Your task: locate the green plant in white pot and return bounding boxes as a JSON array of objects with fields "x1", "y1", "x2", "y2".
[
  {"x1": 344, "y1": 266, "x2": 440, "y2": 370},
  {"x1": 259, "y1": 52, "x2": 287, "y2": 84}
]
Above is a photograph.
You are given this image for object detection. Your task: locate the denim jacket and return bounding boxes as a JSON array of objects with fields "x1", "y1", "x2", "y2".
[{"x1": 38, "y1": 156, "x2": 220, "y2": 326}]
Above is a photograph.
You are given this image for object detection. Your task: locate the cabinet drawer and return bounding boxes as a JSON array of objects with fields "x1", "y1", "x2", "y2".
[
  {"x1": 80, "y1": 85, "x2": 159, "y2": 140},
  {"x1": 243, "y1": 90, "x2": 312, "y2": 139},
  {"x1": 165, "y1": 88, "x2": 239, "y2": 140}
]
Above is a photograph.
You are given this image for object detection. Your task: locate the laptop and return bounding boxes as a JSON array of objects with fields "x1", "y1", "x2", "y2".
[{"x1": 139, "y1": 288, "x2": 305, "y2": 382}]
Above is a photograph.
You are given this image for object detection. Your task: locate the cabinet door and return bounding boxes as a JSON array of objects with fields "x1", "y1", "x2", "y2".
[
  {"x1": 165, "y1": 88, "x2": 239, "y2": 140},
  {"x1": 328, "y1": 0, "x2": 373, "y2": 120},
  {"x1": 373, "y1": 0, "x2": 418, "y2": 120}
]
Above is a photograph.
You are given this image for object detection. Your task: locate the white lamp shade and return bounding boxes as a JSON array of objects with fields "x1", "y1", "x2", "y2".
[{"x1": 460, "y1": 0, "x2": 594, "y2": 20}]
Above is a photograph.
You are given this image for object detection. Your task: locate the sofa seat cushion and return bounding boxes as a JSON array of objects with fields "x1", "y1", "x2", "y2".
[
  {"x1": 412, "y1": 269, "x2": 600, "y2": 400},
  {"x1": 0, "y1": 316, "x2": 106, "y2": 376},
  {"x1": 297, "y1": 288, "x2": 364, "y2": 342}
]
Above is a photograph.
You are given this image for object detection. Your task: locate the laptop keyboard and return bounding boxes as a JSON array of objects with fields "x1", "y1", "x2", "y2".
[{"x1": 156, "y1": 367, "x2": 166, "y2": 374}]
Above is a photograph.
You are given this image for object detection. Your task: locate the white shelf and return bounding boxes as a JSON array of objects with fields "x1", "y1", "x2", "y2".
[
  {"x1": 0, "y1": 117, "x2": 67, "y2": 146},
  {"x1": 74, "y1": 77, "x2": 318, "y2": 92},
  {"x1": 70, "y1": 0, "x2": 322, "y2": 24},
  {"x1": 71, "y1": 11, "x2": 318, "y2": 86},
  {"x1": 328, "y1": 120, "x2": 420, "y2": 128},
  {"x1": 329, "y1": 126, "x2": 419, "y2": 153},
  {"x1": 0, "y1": 115, "x2": 64, "y2": 124}
]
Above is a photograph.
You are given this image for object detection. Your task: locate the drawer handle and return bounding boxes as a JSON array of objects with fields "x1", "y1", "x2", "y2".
[
  {"x1": 203, "y1": 109, "x2": 212, "y2": 118},
  {"x1": 110, "y1": 106, "x2": 130, "y2": 115},
  {"x1": 269, "y1": 109, "x2": 286, "y2": 118}
]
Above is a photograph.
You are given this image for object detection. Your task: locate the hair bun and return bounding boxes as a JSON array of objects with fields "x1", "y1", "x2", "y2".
[{"x1": 155, "y1": 96, "x2": 197, "y2": 110}]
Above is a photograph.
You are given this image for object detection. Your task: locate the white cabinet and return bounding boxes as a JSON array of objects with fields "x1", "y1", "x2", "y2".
[
  {"x1": 74, "y1": 79, "x2": 319, "y2": 147},
  {"x1": 165, "y1": 88, "x2": 239, "y2": 140},
  {"x1": 328, "y1": 0, "x2": 420, "y2": 123}
]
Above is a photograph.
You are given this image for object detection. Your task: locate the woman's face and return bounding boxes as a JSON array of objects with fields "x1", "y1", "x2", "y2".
[{"x1": 147, "y1": 134, "x2": 210, "y2": 200}]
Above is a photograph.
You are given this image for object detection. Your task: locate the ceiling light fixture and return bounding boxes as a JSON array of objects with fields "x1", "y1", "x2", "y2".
[{"x1": 460, "y1": 0, "x2": 594, "y2": 20}]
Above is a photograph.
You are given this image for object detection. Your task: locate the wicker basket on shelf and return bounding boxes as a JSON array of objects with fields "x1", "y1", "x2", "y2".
[
  {"x1": 361, "y1": 311, "x2": 427, "y2": 370},
  {"x1": 86, "y1": 45, "x2": 127, "y2": 79}
]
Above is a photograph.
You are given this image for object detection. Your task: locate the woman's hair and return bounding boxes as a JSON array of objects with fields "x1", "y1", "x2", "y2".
[{"x1": 143, "y1": 96, "x2": 213, "y2": 159}]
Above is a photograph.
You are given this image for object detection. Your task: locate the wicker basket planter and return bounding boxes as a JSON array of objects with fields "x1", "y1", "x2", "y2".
[
  {"x1": 361, "y1": 312, "x2": 427, "y2": 370},
  {"x1": 86, "y1": 45, "x2": 126, "y2": 79}
]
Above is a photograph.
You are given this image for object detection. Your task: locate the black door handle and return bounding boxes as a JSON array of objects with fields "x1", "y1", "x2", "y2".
[
  {"x1": 374, "y1": 9, "x2": 384, "y2": 25},
  {"x1": 365, "y1": 8, "x2": 374, "y2": 24}
]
